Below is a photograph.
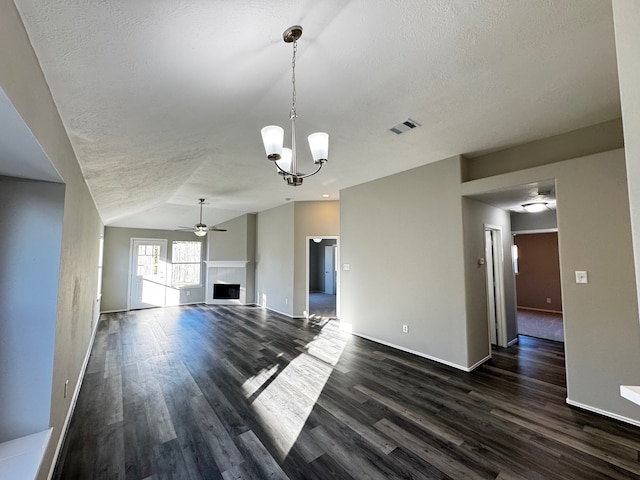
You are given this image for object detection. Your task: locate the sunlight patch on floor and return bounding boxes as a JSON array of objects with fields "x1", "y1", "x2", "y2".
[{"x1": 249, "y1": 320, "x2": 349, "y2": 460}]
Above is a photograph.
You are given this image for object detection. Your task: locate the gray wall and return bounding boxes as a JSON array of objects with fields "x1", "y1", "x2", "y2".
[
  {"x1": 340, "y1": 157, "x2": 470, "y2": 369},
  {"x1": 463, "y1": 148, "x2": 640, "y2": 423},
  {"x1": 309, "y1": 239, "x2": 337, "y2": 292},
  {"x1": 0, "y1": 3, "x2": 104, "y2": 477},
  {"x1": 464, "y1": 119, "x2": 624, "y2": 181},
  {"x1": 255, "y1": 201, "x2": 339, "y2": 317},
  {"x1": 208, "y1": 213, "x2": 256, "y2": 304},
  {"x1": 0, "y1": 177, "x2": 64, "y2": 443},
  {"x1": 208, "y1": 214, "x2": 254, "y2": 261},
  {"x1": 101, "y1": 226, "x2": 206, "y2": 312},
  {"x1": 613, "y1": 0, "x2": 640, "y2": 322},
  {"x1": 462, "y1": 197, "x2": 517, "y2": 362},
  {"x1": 294, "y1": 202, "x2": 340, "y2": 316},
  {"x1": 256, "y1": 203, "x2": 295, "y2": 316},
  {"x1": 511, "y1": 209, "x2": 557, "y2": 232}
]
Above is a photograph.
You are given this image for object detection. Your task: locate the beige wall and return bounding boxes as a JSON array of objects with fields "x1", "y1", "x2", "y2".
[
  {"x1": 0, "y1": 2, "x2": 104, "y2": 477},
  {"x1": 463, "y1": 149, "x2": 640, "y2": 422},
  {"x1": 340, "y1": 156, "x2": 470, "y2": 369}
]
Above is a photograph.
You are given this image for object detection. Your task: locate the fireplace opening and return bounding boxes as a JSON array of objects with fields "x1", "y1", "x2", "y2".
[{"x1": 213, "y1": 283, "x2": 241, "y2": 300}]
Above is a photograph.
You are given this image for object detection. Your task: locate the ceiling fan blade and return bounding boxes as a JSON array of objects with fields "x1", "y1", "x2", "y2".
[
  {"x1": 208, "y1": 227, "x2": 227, "y2": 232},
  {"x1": 177, "y1": 226, "x2": 195, "y2": 230}
]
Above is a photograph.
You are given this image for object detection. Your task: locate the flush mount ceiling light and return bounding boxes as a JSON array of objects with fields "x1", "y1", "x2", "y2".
[
  {"x1": 261, "y1": 25, "x2": 329, "y2": 187},
  {"x1": 522, "y1": 202, "x2": 548, "y2": 213}
]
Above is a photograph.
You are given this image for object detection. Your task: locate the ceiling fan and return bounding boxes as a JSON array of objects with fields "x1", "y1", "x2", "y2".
[{"x1": 178, "y1": 199, "x2": 227, "y2": 237}]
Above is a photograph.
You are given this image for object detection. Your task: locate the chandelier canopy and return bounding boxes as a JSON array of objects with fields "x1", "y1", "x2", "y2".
[{"x1": 260, "y1": 25, "x2": 329, "y2": 186}]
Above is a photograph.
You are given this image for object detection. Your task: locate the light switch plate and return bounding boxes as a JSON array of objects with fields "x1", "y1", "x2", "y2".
[
  {"x1": 575, "y1": 270, "x2": 588, "y2": 284},
  {"x1": 343, "y1": 263, "x2": 350, "y2": 271}
]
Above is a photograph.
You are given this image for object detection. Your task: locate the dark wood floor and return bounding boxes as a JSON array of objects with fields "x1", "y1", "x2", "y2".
[{"x1": 54, "y1": 305, "x2": 640, "y2": 479}]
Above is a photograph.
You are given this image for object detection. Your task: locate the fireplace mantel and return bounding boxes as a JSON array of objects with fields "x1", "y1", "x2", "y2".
[{"x1": 204, "y1": 260, "x2": 249, "y2": 268}]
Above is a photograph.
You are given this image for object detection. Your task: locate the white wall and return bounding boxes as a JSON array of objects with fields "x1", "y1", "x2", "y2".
[{"x1": 340, "y1": 156, "x2": 470, "y2": 369}]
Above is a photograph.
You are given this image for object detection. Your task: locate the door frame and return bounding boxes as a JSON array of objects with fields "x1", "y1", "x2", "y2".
[
  {"x1": 127, "y1": 237, "x2": 168, "y2": 310},
  {"x1": 305, "y1": 236, "x2": 340, "y2": 318},
  {"x1": 484, "y1": 225, "x2": 508, "y2": 348}
]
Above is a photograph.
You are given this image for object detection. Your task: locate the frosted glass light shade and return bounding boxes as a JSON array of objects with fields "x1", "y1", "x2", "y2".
[
  {"x1": 308, "y1": 132, "x2": 329, "y2": 164},
  {"x1": 194, "y1": 228, "x2": 207, "y2": 237},
  {"x1": 276, "y1": 148, "x2": 292, "y2": 174},
  {"x1": 261, "y1": 125, "x2": 284, "y2": 160},
  {"x1": 522, "y1": 202, "x2": 548, "y2": 213}
]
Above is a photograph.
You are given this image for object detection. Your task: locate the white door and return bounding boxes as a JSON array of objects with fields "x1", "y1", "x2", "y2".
[
  {"x1": 485, "y1": 230, "x2": 498, "y2": 345},
  {"x1": 129, "y1": 239, "x2": 167, "y2": 309},
  {"x1": 484, "y1": 227, "x2": 507, "y2": 347},
  {"x1": 324, "y1": 245, "x2": 336, "y2": 294}
]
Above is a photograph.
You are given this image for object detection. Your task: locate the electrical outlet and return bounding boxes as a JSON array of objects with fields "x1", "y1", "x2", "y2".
[
  {"x1": 402, "y1": 324, "x2": 408, "y2": 333},
  {"x1": 285, "y1": 298, "x2": 288, "y2": 305},
  {"x1": 546, "y1": 298, "x2": 551, "y2": 304},
  {"x1": 186, "y1": 290, "x2": 190, "y2": 296}
]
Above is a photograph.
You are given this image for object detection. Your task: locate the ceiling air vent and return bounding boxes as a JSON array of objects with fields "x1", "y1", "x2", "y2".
[{"x1": 390, "y1": 118, "x2": 421, "y2": 135}]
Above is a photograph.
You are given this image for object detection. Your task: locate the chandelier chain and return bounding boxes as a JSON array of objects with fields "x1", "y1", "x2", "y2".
[{"x1": 290, "y1": 40, "x2": 297, "y2": 120}]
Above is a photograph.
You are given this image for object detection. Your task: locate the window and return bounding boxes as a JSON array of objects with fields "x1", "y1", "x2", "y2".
[{"x1": 172, "y1": 241, "x2": 202, "y2": 287}]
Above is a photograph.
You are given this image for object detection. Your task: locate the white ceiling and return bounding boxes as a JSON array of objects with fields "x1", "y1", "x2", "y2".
[
  {"x1": 11, "y1": 0, "x2": 620, "y2": 230},
  {"x1": 466, "y1": 180, "x2": 557, "y2": 213}
]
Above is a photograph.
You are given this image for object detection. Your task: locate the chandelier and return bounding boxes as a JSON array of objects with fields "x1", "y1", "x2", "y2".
[{"x1": 260, "y1": 25, "x2": 329, "y2": 186}]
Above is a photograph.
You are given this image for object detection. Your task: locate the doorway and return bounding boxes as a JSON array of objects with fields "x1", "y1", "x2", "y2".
[
  {"x1": 306, "y1": 237, "x2": 339, "y2": 318},
  {"x1": 513, "y1": 230, "x2": 564, "y2": 342},
  {"x1": 484, "y1": 225, "x2": 508, "y2": 347},
  {"x1": 128, "y1": 238, "x2": 167, "y2": 309}
]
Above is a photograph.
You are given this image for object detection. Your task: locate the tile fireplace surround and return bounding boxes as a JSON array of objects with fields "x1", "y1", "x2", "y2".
[{"x1": 204, "y1": 260, "x2": 249, "y2": 305}]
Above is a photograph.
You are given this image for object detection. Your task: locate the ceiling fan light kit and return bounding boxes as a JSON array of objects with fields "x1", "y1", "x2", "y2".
[
  {"x1": 178, "y1": 199, "x2": 228, "y2": 237},
  {"x1": 522, "y1": 202, "x2": 548, "y2": 213},
  {"x1": 260, "y1": 25, "x2": 329, "y2": 187}
]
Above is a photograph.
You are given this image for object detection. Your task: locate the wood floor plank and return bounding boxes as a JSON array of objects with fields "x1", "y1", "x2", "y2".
[{"x1": 53, "y1": 305, "x2": 640, "y2": 479}]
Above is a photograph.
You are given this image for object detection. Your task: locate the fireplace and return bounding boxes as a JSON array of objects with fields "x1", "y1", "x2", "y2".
[
  {"x1": 204, "y1": 260, "x2": 251, "y2": 305},
  {"x1": 213, "y1": 283, "x2": 240, "y2": 300}
]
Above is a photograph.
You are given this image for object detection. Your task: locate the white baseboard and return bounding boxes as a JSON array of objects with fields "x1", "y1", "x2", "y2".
[
  {"x1": 352, "y1": 332, "x2": 483, "y2": 372},
  {"x1": 47, "y1": 315, "x2": 101, "y2": 479},
  {"x1": 261, "y1": 305, "x2": 305, "y2": 319},
  {"x1": 507, "y1": 337, "x2": 519, "y2": 347},
  {"x1": 566, "y1": 398, "x2": 640, "y2": 428},
  {"x1": 99, "y1": 308, "x2": 127, "y2": 314}
]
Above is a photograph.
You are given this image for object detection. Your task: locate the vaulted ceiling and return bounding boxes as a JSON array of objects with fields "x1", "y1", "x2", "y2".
[{"x1": 12, "y1": 0, "x2": 620, "y2": 229}]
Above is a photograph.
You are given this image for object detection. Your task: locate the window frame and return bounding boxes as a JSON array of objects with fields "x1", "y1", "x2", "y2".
[{"x1": 171, "y1": 240, "x2": 203, "y2": 288}]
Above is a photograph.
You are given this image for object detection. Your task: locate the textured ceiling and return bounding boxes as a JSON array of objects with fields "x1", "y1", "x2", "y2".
[{"x1": 12, "y1": 0, "x2": 620, "y2": 230}]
